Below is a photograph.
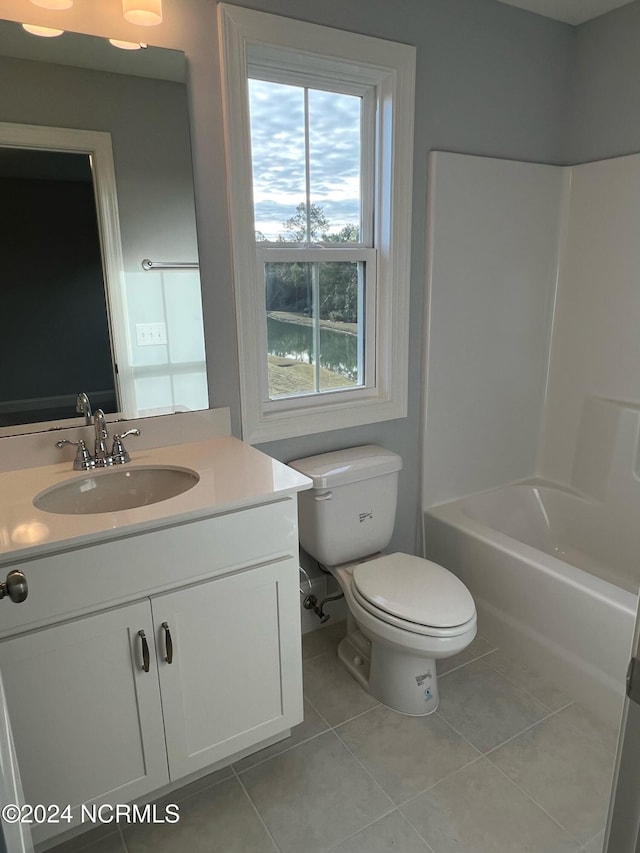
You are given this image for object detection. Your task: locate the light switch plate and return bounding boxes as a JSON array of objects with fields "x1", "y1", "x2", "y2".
[{"x1": 136, "y1": 322, "x2": 167, "y2": 347}]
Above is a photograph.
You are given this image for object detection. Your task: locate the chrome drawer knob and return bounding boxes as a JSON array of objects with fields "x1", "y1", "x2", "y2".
[{"x1": 0, "y1": 570, "x2": 28, "y2": 604}]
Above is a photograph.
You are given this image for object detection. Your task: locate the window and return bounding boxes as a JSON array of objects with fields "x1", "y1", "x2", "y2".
[{"x1": 218, "y1": 4, "x2": 416, "y2": 442}]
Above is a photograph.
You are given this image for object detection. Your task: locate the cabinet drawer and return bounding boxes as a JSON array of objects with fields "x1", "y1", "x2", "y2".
[{"x1": 0, "y1": 498, "x2": 299, "y2": 636}]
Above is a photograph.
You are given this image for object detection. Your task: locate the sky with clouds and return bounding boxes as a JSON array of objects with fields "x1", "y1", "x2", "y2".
[{"x1": 248, "y1": 79, "x2": 361, "y2": 241}]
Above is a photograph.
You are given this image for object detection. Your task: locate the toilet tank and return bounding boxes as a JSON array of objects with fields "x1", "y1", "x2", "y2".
[{"x1": 289, "y1": 445, "x2": 403, "y2": 566}]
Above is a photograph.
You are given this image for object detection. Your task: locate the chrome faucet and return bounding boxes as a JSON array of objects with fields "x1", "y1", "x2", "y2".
[
  {"x1": 75, "y1": 392, "x2": 93, "y2": 425},
  {"x1": 93, "y1": 409, "x2": 110, "y2": 464},
  {"x1": 55, "y1": 411, "x2": 140, "y2": 470}
]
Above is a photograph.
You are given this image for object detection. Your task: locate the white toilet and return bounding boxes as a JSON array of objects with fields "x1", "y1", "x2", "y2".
[{"x1": 289, "y1": 445, "x2": 476, "y2": 716}]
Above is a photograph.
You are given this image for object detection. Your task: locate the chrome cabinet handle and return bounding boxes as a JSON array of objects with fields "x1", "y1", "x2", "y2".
[
  {"x1": 138, "y1": 630, "x2": 150, "y2": 672},
  {"x1": 0, "y1": 570, "x2": 28, "y2": 603},
  {"x1": 162, "y1": 622, "x2": 173, "y2": 664}
]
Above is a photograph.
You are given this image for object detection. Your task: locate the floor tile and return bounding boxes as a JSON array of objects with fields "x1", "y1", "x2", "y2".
[
  {"x1": 326, "y1": 810, "x2": 432, "y2": 852},
  {"x1": 436, "y1": 649, "x2": 472, "y2": 675},
  {"x1": 336, "y1": 704, "x2": 479, "y2": 803},
  {"x1": 303, "y1": 649, "x2": 379, "y2": 726},
  {"x1": 466, "y1": 633, "x2": 496, "y2": 659},
  {"x1": 302, "y1": 621, "x2": 346, "y2": 660},
  {"x1": 437, "y1": 634, "x2": 496, "y2": 675},
  {"x1": 401, "y1": 757, "x2": 579, "y2": 853},
  {"x1": 233, "y1": 698, "x2": 328, "y2": 772},
  {"x1": 123, "y1": 776, "x2": 278, "y2": 853},
  {"x1": 239, "y1": 730, "x2": 393, "y2": 853},
  {"x1": 437, "y1": 658, "x2": 549, "y2": 752},
  {"x1": 483, "y1": 649, "x2": 572, "y2": 711},
  {"x1": 488, "y1": 704, "x2": 616, "y2": 843},
  {"x1": 47, "y1": 828, "x2": 124, "y2": 853}
]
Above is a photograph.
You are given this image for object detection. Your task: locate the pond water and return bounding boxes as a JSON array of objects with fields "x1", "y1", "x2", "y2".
[{"x1": 267, "y1": 316, "x2": 359, "y2": 382}]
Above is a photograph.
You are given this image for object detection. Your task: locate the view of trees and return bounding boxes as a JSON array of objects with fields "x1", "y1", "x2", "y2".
[{"x1": 261, "y1": 203, "x2": 361, "y2": 325}]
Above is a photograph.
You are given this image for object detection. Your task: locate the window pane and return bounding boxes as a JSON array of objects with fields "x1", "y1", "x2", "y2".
[
  {"x1": 265, "y1": 261, "x2": 363, "y2": 399},
  {"x1": 318, "y1": 261, "x2": 362, "y2": 390},
  {"x1": 248, "y1": 79, "x2": 305, "y2": 242},
  {"x1": 308, "y1": 89, "x2": 361, "y2": 242},
  {"x1": 249, "y1": 80, "x2": 362, "y2": 244}
]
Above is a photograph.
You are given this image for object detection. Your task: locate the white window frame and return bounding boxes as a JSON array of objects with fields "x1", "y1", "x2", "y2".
[{"x1": 218, "y1": 3, "x2": 416, "y2": 443}]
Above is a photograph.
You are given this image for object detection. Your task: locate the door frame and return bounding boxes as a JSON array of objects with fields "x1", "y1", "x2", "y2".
[{"x1": 0, "y1": 121, "x2": 135, "y2": 416}]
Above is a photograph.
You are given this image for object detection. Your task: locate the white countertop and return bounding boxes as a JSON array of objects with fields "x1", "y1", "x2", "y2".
[{"x1": 0, "y1": 437, "x2": 312, "y2": 564}]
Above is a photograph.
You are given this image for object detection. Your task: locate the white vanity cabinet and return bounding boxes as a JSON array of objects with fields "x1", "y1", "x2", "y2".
[
  {"x1": 0, "y1": 601, "x2": 170, "y2": 835},
  {"x1": 154, "y1": 559, "x2": 301, "y2": 780},
  {"x1": 0, "y1": 492, "x2": 305, "y2": 846}
]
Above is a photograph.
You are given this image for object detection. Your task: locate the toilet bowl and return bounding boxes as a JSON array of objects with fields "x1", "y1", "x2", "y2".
[
  {"x1": 289, "y1": 445, "x2": 476, "y2": 715},
  {"x1": 329, "y1": 553, "x2": 476, "y2": 714}
]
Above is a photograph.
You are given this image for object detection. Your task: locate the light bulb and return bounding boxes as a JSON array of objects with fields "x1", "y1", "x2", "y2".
[
  {"x1": 122, "y1": 0, "x2": 162, "y2": 26},
  {"x1": 22, "y1": 23, "x2": 64, "y2": 37}
]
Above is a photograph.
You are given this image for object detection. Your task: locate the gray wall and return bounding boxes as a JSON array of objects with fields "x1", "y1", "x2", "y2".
[
  {"x1": 566, "y1": 0, "x2": 640, "y2": 163},
  {"x1": 0, "y1": 55, "x2": 198, "y2": 270},
  {"x1": 217, "y1": 0, "x2": 573, "y2": 554},
  {"x1": 0, "y1": 0, "x2": 575, "y2": 555}
]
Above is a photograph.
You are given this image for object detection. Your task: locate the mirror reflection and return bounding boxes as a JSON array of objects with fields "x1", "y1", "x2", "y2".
[{"x1": 0, "y1": 21, "x2": 208, "y2": 436}]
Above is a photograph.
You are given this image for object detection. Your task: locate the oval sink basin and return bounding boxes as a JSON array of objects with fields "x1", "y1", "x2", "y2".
[{"x1": 34, "y1": 465, "x2": 200, "y2": 515}]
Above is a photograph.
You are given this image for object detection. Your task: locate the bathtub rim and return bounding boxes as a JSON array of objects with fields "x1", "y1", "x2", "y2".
[{"x1": 424, "y1": 476, "x2": 636, "y2": 612}]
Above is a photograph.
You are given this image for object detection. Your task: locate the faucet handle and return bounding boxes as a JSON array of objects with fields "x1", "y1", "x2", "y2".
[
  {"x1": 55, "y1": 438, "x2": 95, "y2": 471},
  {"x1": 111, "y1": 429, "x2": 140, "y2": 464}
]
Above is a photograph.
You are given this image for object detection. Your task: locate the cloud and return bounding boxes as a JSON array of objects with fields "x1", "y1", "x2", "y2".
[{"x1": 249, "y1": 79, "x2": 361, "y2": 237}]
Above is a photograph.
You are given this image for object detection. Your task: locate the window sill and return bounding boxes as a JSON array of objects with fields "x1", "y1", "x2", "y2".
[{"x1": 242, "y1": 391, "x2": 407, "y2": 444}]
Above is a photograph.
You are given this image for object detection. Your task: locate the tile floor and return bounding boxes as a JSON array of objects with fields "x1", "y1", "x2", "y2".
[{"x1": 48, "y1": 622, "x2": 617, "y2": 853}]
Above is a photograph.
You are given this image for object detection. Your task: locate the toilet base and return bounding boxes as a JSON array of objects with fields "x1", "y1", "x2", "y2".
[
  {"x1": 368, "y1": 640, "x2": 439, "y2": 715},
  {"x1": 338, "y1": 631, "x2": 440, "y2": 716}
]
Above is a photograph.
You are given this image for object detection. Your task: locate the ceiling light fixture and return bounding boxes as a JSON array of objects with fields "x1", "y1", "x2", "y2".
[
  {"x1": 31, "y1": 0, "x2": 73, "y2": 11},
  {"x1": 121, "y1": 0, "x2": 162, "y2": 26},
  {"x1": 21, "y1": 23, "x2": 64, "y2": 36},
  {"x1": 30, "y1": 0, "x2": 73, "y2": 8},
  {"x1": 108, "y1": 39, "x2": 147, "y2": 50}
]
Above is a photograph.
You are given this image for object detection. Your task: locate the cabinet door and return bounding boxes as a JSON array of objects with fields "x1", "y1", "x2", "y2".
[
  {"x1": 0, "y1": 600, "x2": 169, "y2": 844},
  {"x1": 154, "y1": 558, "x2": 303, "y2": 780}
]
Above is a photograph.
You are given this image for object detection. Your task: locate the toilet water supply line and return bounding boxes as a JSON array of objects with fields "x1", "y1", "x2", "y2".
[{"x1": 299, "y1": 565, "x2": 344, "y2": 624}]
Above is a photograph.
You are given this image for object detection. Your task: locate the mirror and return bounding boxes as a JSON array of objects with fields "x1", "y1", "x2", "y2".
[{"x1": 0, "y1": 20, "x2": 209, "y2": 436}]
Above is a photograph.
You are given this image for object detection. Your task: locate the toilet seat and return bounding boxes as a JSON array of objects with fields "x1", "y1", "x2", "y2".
[{"x1": 351, "y1": 552, "x2": 475, "y2": 637}]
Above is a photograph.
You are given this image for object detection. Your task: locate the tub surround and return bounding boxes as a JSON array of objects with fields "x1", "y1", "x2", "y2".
[
  {"x1": 422, "y1": 152, "x2": 564, "y2": 510},
  {"x1": 0, "y1": 415, "x2": 312, "y2": 847},
  {"x1": 422, "y1": 150, "x2": 640, "y2": 734},
  {"x1": 539, "y1": 153, "x2": 640, "y2": 488}
]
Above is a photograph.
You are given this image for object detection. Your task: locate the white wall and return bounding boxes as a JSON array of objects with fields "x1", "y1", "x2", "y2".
[
  {"x1": 539, "y1": 154, "x2": 640, "y2": 486},
  {"x1": 424, "y1": 148, "x2": 640, "y2": 518},
  {"x1": 126, "y1": 270, "x2": 208, "y2": 415},
  {"x1": 422, "y1": 152, "x2": 564, "y2": 508}
]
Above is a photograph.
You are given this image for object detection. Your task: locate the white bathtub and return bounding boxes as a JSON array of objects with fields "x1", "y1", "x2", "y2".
[{"x1": 424, "y1": 480, "x2": 638, "y2": 726}]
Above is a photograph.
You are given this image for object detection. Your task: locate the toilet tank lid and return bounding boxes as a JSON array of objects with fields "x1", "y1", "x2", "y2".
[{"x1": 288, "y1": 444, "x2": 402, "y2": 489}]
